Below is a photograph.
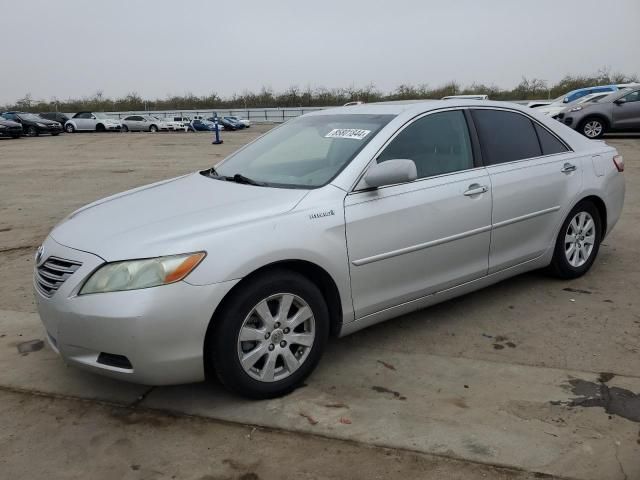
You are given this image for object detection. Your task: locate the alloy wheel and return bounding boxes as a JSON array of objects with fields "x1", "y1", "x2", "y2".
[
  {"x1": 564, "y1": 211, "x2": 596, "y2": 268},
  {"x1": 583, "y1": 120, "x2": 603, "y2": 138},
  {"x1": 236, "y1": 293, "x2": 315, "y2": 382}
]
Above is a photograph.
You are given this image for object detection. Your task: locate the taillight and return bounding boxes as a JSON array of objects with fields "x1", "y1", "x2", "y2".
[{"x1": 613, "y1": 155, "x2": 624, "y2": 172}]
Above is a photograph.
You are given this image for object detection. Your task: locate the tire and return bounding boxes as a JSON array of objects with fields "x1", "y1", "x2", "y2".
[
  {"x1": 149, "y1": 125, "x2": 158, "y2": 133},
  {"x1": 209, "y1": 269, "x2": 329, "y2": 399},
  {"x1": 548, "y1": 200, "x2": 602, "y2": 279},
  {"x1": 26, "y1": 126, "x2": 39, "y2": 137},
  {"x1": 122, "y1": 125, "x2": 129, "y2": 132},
  {"x1": 580, "y1": 117, "x2": 606, "y2": 139},
  {"x1": 65, "y1": 123, "x2": 75, "y2": 133},
  {"x1": 51, "y1": 132, "x2": 60, "y2": 136},
  {"x1": 96, "y1": 123, "x2": 106, "y2": 132},
  {"x1": 11, "y1": 134, "x2": 21, "y2": 139}
]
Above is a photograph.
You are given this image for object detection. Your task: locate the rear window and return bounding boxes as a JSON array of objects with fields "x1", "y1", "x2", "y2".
[
  {"x1": 472, "y1": 110, "x2": 541, "y2": 165},
  {"x1": 534, "y1": 123, "x2": 569, "y2": 155}
]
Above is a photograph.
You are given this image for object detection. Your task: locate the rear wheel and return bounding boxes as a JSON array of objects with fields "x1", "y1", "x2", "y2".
[
  {"x1": 580, "y1": 117, "x2": 606, "y2": 139},
  {"x1": 549, "y1": 200, "x2": 602, "y2": 278},
  {"x1": 208, "y1": 269, "x2": 329, "y2": 399},
  {"x1": 149, "y1": 124, "x2": 158, "y2": 133},
  {"x1": 26, "y1": 126, "x2": 38, "y2": 137}
]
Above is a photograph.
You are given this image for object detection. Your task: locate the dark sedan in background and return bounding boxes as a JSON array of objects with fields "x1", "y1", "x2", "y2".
[
  {"x1": 1, "y1": 112, "x2": 62, "y2": 136},
  {"x1": 39, "y1": 112, "x2": 70, "y2": 126},
  {"x1": 0, "y1": 118, "x2": 23, "y2": 138},
  {"x1": 210, "y1": 116, "x2": 245, "y2": 131}
]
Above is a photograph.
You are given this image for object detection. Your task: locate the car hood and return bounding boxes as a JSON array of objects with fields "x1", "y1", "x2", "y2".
[
  {"x1": 536, "y1": 105, "x2": 565, "y2": 116},
  {"x1": 0, "y1": 119, "x2": 21, "y2": 127},
  {"x1": 51, "y1": 172, "x2": 309, "y2": 261}
]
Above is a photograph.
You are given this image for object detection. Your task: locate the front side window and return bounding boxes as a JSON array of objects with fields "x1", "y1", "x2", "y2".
[
  {"x1": 216, "y1": 114, "x2": 394, "y2": 188},
  {"x1": 622, "y1": 90, "x2": 640, "y2": 103},
  {"x1": 75, "y1": 112, "x2": 91, "y2": 119},
  {"x1": 472, "y1": 110, "x2": 542, "y2": 165},
  {"x1": 377, "y1": 110, "x2": 474, "y2": 179}
]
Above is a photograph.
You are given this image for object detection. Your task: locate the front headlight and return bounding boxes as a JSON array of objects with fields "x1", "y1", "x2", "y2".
[
  {"x1": 570, "y1": 106, "x2": 583, "y2": 112},
  {"x1": 79, "y1": 252, "x2": 206, "y2": 294}
]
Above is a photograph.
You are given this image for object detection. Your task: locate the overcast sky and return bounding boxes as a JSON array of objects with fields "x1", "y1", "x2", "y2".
[{"x1": 2, "y1": 0, "x2": 639, "y2": 103}]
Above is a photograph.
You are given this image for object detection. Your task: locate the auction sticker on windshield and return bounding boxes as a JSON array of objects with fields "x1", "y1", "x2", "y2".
[{"x1": 324, "y1": 128, "x2": 371, "y2": 140}]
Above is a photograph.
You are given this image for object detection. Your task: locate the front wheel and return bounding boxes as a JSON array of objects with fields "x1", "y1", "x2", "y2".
[
  {"x1": 96, "y1": 123, "x2": 106, "y2": 132},
  {"x1": 549, "y1": 201, "x2": 602, "y2": 279},
  {"x1": 122, "y1": 125, "x2": 129, "y2": 132},
  {"x1": 209, "y1": 269, "x2": 329, "y2": 399},
  {"x1": 65, "y1": 123, "x2": 75, "y2": 133},
  {"x1": 149, "y1": 125, "x2": 158, "y2": 133},
  {"x1": 580, "y1": 117, "x2": 606, "y2": 139}
]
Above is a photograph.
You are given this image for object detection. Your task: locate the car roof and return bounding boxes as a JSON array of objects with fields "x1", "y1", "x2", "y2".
[
  {"x1": 566, "y1": 85, "x2": 617, "y2": 95},
  {"x1": 306, "y1": 99, "x2": 529, "y2": 117}
]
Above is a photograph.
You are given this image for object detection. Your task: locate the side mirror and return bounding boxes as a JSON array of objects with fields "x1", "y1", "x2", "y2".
[
  {"x1": 614, "y1": 98, "x2": 627, "y2": 105},
  {"x1": 362, "y1": 159, "x2": 417, "y2": 188}
]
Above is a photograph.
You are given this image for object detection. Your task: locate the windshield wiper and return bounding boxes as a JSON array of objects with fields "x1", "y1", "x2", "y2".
[
  {"x1": 202, "y1": 168, "x2": 265, "y2": 186},
  {"x1": 229, "y1": 173, "x2": 265, "y2": 186}
]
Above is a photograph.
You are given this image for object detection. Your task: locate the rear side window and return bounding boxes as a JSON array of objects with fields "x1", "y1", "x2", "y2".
[
  {"x1": 378, "y1": 110, "x2": 474, "y2": 179},
  {"x1": 534, "y1": 123, "x2": 568, "y2": 155},
  {"x1": 472, "y1": 110, "x2": 541, "y2": 165}
]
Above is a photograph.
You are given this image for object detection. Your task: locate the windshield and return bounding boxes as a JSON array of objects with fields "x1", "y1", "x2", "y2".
[
  {"x1": 20, "y1": 113, "x2": 45, "y2": 121},
  {"x1": 215, "y1": 114, "x2": 394, "y2": 188},
  {"x1": 578, "y1": 94, "x2": 607, "y2": 105}
]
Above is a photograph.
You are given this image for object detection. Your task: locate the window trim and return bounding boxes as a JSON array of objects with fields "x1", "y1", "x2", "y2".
[
  {"x1": 468, "y1": 106, "x2": 573, "y2": 168},
  {"x1": 350, "y1": 107, "x2": 481, "y2": 193}
]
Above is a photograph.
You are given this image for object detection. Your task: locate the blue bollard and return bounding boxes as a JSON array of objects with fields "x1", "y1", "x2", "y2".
[{"x1": 212, "y1": 115, "x2": 223, "y2": 145}]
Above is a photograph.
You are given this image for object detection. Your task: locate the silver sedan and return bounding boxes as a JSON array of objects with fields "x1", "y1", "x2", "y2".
[
  {"x1": 35, "y1": 101, "x2": 625, "y2": 398},
  {"x1": 121, "y1": 115, "x2": 169, "y2": 132}
]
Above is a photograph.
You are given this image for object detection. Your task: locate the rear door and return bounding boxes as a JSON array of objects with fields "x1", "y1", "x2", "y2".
[
  {"x1": 345, "y1": 109, "x2": 492, "y2": 318},
  {"x1": 612, "y1": 90, "x2": 640, "y2": 129},
  {"x1": 471, "y1": 109, "x2": 582, "y2": 273}
]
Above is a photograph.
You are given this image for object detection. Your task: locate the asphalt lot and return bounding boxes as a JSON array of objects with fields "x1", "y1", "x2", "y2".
[{"x1": 0, "y1": 129, "x2": 639, "y2": 480}]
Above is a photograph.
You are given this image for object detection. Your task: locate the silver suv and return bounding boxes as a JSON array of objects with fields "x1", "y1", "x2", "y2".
[{"x1": 557, "y1": 88, "x2": 640, "y2": 138}]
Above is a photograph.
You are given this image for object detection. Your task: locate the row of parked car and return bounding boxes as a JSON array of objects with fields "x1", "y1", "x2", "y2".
[
  {"x1": 528, "y1": 83, "x2": 640, "y2": 139},
  {"x1": 439, "y1": 83, "x2": 640, "y2": 139},
  {"x1": 0, "y1": 111, "x2": 251, "y2": 139}
]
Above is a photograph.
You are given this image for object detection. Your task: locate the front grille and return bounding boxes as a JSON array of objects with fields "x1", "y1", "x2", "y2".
[{"x1": 35, "y1": 256, "x2": 82, "y2": 297}]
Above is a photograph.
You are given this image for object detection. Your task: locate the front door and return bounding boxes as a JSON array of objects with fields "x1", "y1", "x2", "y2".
[
  {"x1": 612, "y1": 90, "x2": 640, "y2": 129},
  {"x1": 345, "y1": 110, "x2": 492, "y2": 318}
]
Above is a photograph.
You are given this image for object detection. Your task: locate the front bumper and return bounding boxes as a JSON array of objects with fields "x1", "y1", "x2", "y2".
[
  {"x1": 34, "y1": 236, "x2": 238, "y2": 385},
  {"x1": 36, "y1": 125, "x2": 62, "y2": 134},
  {"x1": 104, "y1": 124, "x2": 122, "y2": 131},
  {"x1": 0, "y1": 127, "x2": 22, "y2": 136}
]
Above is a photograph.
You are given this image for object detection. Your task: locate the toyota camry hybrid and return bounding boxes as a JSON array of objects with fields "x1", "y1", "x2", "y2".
[{"x1": 34, "y1": 100, "x2": 625, "y2": 398}]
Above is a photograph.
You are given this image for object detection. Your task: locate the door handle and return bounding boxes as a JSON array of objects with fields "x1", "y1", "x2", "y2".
[
  {"x1": 561, "y1": 162, "x2": 577, "y2": 173},
  {"x1": 463, "y1": 184, "x2": 488, "y2": 196}
]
